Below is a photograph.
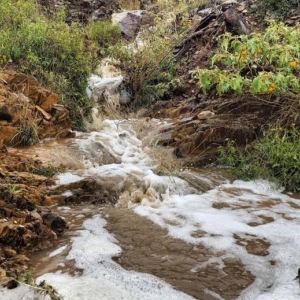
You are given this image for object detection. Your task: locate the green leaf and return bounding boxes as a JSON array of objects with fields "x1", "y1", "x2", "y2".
[
  {"x1": 221, "y1": 38, "x2": 229, "y2": 51},
  {"x1": 250, "y1": 77, "x2": 261, "y2": 93}
]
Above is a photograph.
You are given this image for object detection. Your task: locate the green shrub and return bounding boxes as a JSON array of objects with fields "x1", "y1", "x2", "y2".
[
  {"x1": 87, "y1": 19, "x2": 122, "y2": 49},
  {"x1": 193, "y1": 21, "x2": 300, "y2": 97},
  {"x1": 218, "y1": 127, "x2": 300, "y2": 192},
  {"x1": 115, "y1": 15, "x2": 184, "y2": 106}
]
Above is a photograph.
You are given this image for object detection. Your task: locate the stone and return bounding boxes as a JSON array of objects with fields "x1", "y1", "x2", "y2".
[
  {"x1": 0, "y1": 105, "x2": 12, "y2": 122},
  {"x1": 40, "y1": 93, "x2": 59, "y2": 110},
  {"x1": 0, "y1": 125, "x2": 17, "y2": 145},
  {"x1": 41, "y1": 212, "x2": 68, "y2": 236},
  {"x1": 176, "y1": 141, "x2": 195, "y2": 158},
  {"x1": 168, "y1": 107, "x2": 181, "y2": 119},
  {"x1": 35, "y1": 105, "x2": 52, "y2": 120},
  {"x1": 113, "y1": 11, "x2": 142, "y2": 41},
  {"x1": 197, "y1": 110, "x2": 215, "y2": 120}
]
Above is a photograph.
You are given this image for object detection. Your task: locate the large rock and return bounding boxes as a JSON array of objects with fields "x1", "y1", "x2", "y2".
[{"x1": 112, "y1": 11, "x2": 143, "y2": 41}]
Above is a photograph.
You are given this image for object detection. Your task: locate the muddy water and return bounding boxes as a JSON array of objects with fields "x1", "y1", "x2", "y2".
[
  {"x1": 28, "y1": 203, "x2": 254, "y2": 300},
  {"x1": 29, "y1": 205, "x2": 104, "y2": 277},
  {"x1": 104, "y1": 207, "x2": 254, "y2": 300},
  {"x1": 10, "y1": 119, "x2": 252, "y2": 299},
  {"x1": 9, "y1": 117, "x2": 300, "y2": 300}
]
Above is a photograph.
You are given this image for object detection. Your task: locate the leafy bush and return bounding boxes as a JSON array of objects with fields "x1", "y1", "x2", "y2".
[
  {"x1": 195, "y1": 21, "x2": 300, "y2": 191},
  {"x1": 218, "y1": 127, "x2": 300, "y2": 192},
  {"x1": 193, "y1": 21, "x2": 300, "y2": 97}
]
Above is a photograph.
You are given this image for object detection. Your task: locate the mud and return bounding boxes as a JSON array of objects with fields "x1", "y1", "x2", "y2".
[{"x1": 29, "y1": 204, "x2": 104, "y2": 277}]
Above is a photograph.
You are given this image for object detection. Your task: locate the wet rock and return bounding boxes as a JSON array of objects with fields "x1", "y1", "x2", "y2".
[
  {"x1": 41, "y1": 211, "x2": 67, "y2": 236},
  {"x1": 6, "y1": 279, "x2": 19, "y2": 289},
  {"x1": 49, "y1": 177, "x2": 118, "y2": 205},
  {"x1": 0, "y1": 148, "x2": 68, "y2": 282},
  {"x1": 197, "y1": 110, "x2": 215, "y2": 120}
]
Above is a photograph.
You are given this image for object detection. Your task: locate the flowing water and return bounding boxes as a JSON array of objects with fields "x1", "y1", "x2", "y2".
[
  {"x1": 2, "y1": 117, "x2": 300, "y2": 300},
  {"x1": 2, "y1": 53, "x2": 300, "y2": 299}
]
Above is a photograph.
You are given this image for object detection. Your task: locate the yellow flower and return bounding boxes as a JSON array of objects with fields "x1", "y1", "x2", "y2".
[
  {"x1": 268, "y1": 87, "x2": 274, "y2": 93},
  {"x1": 241, "y1": 50, "x2": 247, "y2": 56},
  {"x1": 290, "y1": 61, "x2": 297, "y2": 68},
  {"x1": 271, "y1": 83, "x2": 276, "y2": 88}
]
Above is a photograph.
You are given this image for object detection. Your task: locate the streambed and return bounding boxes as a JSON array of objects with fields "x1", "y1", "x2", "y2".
[{"x1": 1, "y1": 118, "x2": 300, "y2": 300}]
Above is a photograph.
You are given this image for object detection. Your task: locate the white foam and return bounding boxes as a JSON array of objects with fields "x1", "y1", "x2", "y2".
[
  {"x1": 134, "y1": 179, "x2": 300, "y2": 299},
  {"x1": 16, "y1": 116, "x2": 300, "y2": 299},
  {"x1": 49, "y1": 245, "x2": 68, "y2": 258},
  {"x1": 36, "y1": 215, "x2": 194, "y2": 300},
  {"x1": 56, "y1": 173, "x2": 83, "y2": 185},
  {"x1": 0, "y1": 285, "x2": 43, "y2": 300}
]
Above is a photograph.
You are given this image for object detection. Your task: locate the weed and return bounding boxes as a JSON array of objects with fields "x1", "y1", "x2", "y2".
[
  {"x1": 18, "y1": 269, "x2": 34, "y2": 285},
  {"x1": 87, "y1": 19, "x2": 122, "y2": 49},
  {"x1": 0, "y1": 276, "x2": 63, "y2": 300},
  {"x1": 8, "y1": 185, "x2": 22, "y2": 194},
  {"x1": 30, "y1": 165, "x2": 64, "y2": 177},
  {"x1": 11, "y1": 117, "x2": 39, "y2": 147},
  {"x1": 119, "y1": 27, "x2": 182, "y2": 106},
  {"x1": 218, "y1": 126, "x2": 300, "y2": 192}
]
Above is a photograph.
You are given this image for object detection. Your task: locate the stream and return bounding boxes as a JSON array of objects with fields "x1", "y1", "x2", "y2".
[
  {"x1": 1, "y1": 117, "x2": 300, "y2": 300},
  {"x1": 1, "y1": 13, "x2": 300, "y2": 296}
]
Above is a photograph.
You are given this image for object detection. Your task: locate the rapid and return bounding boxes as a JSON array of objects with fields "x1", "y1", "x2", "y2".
[{"x1": 1, "y1": 115, "x2": 300, "y2": 300}]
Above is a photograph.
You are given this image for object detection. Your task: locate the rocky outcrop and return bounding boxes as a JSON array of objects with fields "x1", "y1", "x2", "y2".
[
  {"x1": 0, "y1": 71, "x2": 73, "y2": 146},
  {"x1": 148, "y1": 92, "x2": 277, "y2": 167},
  {"x1": 0, "y1": 147, "x2": 68, "y2": 286}
]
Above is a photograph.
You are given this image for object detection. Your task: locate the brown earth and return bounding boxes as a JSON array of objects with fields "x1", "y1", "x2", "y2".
[
  {"x1": 0, "y1": 70, "x2": 74, "y2": 287},
  {"x1": 0, "y1": 70, "x2": 73, "y2": 147}
]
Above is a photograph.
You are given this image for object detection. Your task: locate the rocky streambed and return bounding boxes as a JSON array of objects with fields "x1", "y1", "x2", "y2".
[{"x1": 1, "y1": 117, "x2": 300, "y2": 300}]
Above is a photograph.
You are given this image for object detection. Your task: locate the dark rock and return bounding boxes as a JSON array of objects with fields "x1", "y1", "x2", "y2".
[
  {"x1": 41, "y1": 212, "x2": 68, "y2": 236},
  {"x1": 119, "y1": 12, "x2": 142, "y2": 41},
  {"x1": 6, "y1": 279, "x2": 19, "y2": 289}
]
